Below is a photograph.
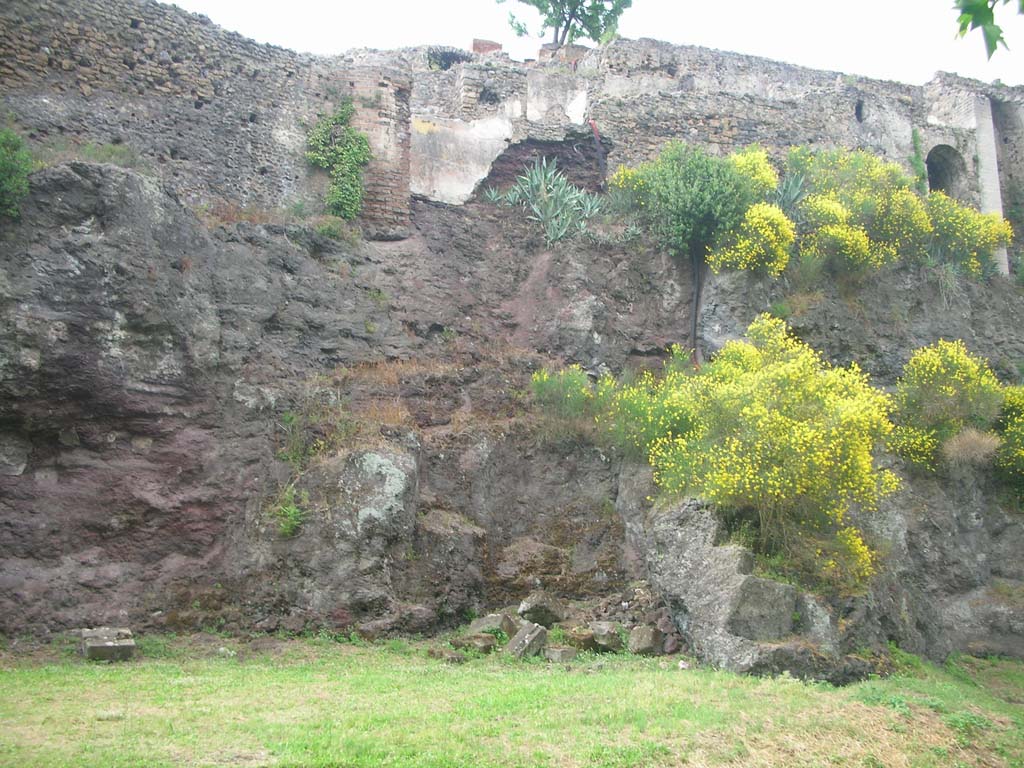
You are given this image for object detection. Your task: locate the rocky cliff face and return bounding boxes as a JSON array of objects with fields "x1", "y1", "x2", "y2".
[{"x1": 1, "y1": 163, "x2": 1022, "y2": 674}]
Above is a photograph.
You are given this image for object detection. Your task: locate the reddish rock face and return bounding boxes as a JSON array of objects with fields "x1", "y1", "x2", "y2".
[{"x1": 2, "y1": 162, "x2": 1022, "y2": 675}]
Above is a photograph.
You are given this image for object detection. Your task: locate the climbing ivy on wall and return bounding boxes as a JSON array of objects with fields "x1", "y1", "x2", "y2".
[{"x1": 306, "y1": 102, "x2": 372, "y2": 221}]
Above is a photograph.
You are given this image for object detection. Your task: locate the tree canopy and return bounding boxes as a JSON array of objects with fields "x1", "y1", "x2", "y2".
[{"x1": 497, "y1": 0, "x2": 632, "y2": 46}]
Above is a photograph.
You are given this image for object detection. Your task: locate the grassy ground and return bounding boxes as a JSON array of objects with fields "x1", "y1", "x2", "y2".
[{"x1": 0, "y1": 634, "x2": 1021, "y2": 768}]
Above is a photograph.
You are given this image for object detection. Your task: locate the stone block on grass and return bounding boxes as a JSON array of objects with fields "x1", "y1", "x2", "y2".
[
  {"x1": 79, "y1": 627, "x2": 135, "y2": 661},
  {"x1": 628, "y1": 625, "x2": 664, "y2": 656},
  {"x1": 507, "y1": 621, "x2": 547, "y2": 658},
  {"x1": 589, "y1": 621, "x2": 623, "y2": 652},
  {"x1": 544, "y1": 646, "x2": 577, "y2": 663}
]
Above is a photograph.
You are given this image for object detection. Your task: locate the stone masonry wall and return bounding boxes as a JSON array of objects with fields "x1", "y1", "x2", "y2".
[
  {"x1": 2, "y1": 0, "x2": 1023, "y2": 241},
  {"x1": 0, "y1": 0, "x2": 411, "y2": 238}
]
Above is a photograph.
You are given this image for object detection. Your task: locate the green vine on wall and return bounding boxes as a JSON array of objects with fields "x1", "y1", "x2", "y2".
[
  {"x1": 305, "y1": 101, "x2": 372, "y2": 220},
  {"x1": 909, "y1": 129, "x2": 928, "y2": 196}
]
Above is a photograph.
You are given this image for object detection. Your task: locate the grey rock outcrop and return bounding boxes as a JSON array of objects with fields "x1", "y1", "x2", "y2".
[{"x1": 616, "y1": 467, "x2": 862, "y2": 680}]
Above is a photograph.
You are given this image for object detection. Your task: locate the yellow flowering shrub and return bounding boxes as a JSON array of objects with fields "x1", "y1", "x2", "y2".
[
  {"x1": 800, "y1": 222, "x2": 878, "y2": 272},
  {"x1": 728, "y1": 145, "x2": 779, "y2": 199},
  {"x1": 995, "y1": 386, "x2": 1024, "y2": 486},
  {"x1": 997, "y1": 413, "x2": 1024, "y2": 485},
  {"x1": 606, "y1": 164, "x2": 647, "y2": 214},
  {"x1": 593, "y1": 315, "x2": 897, "y2": 592},
  {"x1": 800, "y1": 194, "x2": 851, "y2": 228},
  {"x1": 788, "y1": 147, "x2": 910, "y2": 199},
  {"x1": 869, "y1": 187, "x2": 933, "y2": 264},
  {"x1": 999, "y1": 385, "x2": 1024, "y2": 428},
  {"x1": 927, "y1": 191, "x2": 1013, "y2": 277},
  {"x1": 707, "y1": 203, "x2": 796, "y2": 276},
  {"x1": 886, "y1": 425, "x2": 940, "y2": 470},
  {"x1": 647, "y1": 315, "x2": 897, "y2": 529},
  {"x1": 893, "y1": 339, "x2": 1004, "y2": 467}
]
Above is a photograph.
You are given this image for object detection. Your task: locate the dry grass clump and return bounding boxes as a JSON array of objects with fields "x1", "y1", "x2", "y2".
[{"x1": 941, "y1": 427, "x2": 1001, "y2": 467}]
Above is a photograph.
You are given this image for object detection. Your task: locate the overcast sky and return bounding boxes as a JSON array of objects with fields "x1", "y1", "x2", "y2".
[{"x1": 162, "y1": 0, "x2": 1024, "y2": 86}]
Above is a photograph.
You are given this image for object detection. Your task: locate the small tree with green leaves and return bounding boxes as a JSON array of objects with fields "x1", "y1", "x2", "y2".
[
  {"x1": 0, "y1": 127, "x2": 33, "y2": 220},
  {"x1": 306, "y1": 102, "x2": 372, "y2": 221},
  {"x1": 498, "y1": 0, "x2": 632, "y2": 46}
]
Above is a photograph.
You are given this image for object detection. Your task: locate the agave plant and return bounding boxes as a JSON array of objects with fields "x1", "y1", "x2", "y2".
[
  {"x1": 483, "y1": 186, "x2": 504, "y2": 204},
  {"x1": 503, "y1": 158, "x2": 604, "y2": 245},
  {"x1": 773, "y1": 171, "x2": 806, "y2": 219}
]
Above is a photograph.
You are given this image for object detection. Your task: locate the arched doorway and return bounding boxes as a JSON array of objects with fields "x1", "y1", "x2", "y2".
[{"x1": 926, "y1": 144, "x2": 969, "y2": 201}]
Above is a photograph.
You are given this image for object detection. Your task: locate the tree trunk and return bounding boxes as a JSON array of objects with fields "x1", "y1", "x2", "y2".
[{"x1": 689, "y1": 251, "x2": 705, "y2": 365}]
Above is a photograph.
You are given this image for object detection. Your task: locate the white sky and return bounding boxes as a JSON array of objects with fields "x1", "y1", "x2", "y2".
[{"x1": 162, "y1": 0, "x2": 1024, "y2": 86}]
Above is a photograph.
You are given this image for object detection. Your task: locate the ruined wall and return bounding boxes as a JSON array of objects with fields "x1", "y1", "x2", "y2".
[
  {"x1": 0, "y1": 0, "x2": 411, "y2": 238},
  {"x1": 2, "y1": 0, "x2": 1022, "y2": 241},
  {"x1": 404, "y1": 36, "x2": 1024, "y2": 247}
]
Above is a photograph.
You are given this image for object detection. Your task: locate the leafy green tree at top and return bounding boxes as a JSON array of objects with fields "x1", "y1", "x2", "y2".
[
  {"x1": 497, "y1": 0, "x2": 632, "y2": 46},
  {"x1": 956, "y1": 0, "x2": 1023, "y2": 58}
]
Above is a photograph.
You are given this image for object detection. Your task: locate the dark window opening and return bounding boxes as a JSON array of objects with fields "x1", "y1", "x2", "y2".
[{"x1": 925, "y1": 144, "x2": 969, "y2": 201}]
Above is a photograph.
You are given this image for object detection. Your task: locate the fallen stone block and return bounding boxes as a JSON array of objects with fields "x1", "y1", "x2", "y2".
[
  {"x1": 628, "y1": 625, "x2": 664, "y2": 656},
  {"x1": 450, "y1": 633, "x2": 498, "y2": 654},
  {"x1": 79, "y1": 627, "x2": 135, "y2": 661},
  {"x1": 507, "y1": 621, "x2": 547, "y2": 658},
  {"x1": 566, "y1": 626, "x2": 600, "y2": 652},
  {"x1": 467, "y1": 613, "x2": 517, "y2": 639},
  {"x1": 544, "y1": 646, "x2": 577, "y2": 663},
  {"x1": 589, "y1": 621, "x2": 623, "y2": 652}
]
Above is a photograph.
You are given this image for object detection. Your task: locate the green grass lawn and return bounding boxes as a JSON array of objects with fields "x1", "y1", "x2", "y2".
[{"x1": 0, "y1": 634, "x2": 1021, "y2": 767}]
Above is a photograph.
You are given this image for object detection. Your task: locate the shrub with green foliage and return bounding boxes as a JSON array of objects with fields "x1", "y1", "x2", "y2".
[
  {"x1": 306, "y1": 102, "x2": 372, "y2": 220},
  {"x1": 0, "y1": 127, "x2": 33, "y2": 220},
  {"x1": 892, "y1": 339, "x2": 1004, "y2": 469},
  {"x1": 530, "y1": 364, "x2": 594, "y2": 420},
  {"x1": 623, "y1": 141, "x2": 756, "y2": 261},
  {"x1": 271, "y1": 482, "x2": 309, "y2": 537}
]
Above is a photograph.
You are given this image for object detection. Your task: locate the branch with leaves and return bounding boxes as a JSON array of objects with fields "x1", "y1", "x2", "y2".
[
  {"x1": 956, "y1": 0, "x2": 1024, "y2": 58},
  {"x1": 497, "y1": 0, "x2": 632, "y2": 46}
]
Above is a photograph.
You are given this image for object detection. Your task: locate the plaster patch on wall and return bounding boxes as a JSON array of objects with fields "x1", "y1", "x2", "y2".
[
  {"x1": 410, "y1": 115, "x2": 513, "y2": 204},
  {"x1": 566, "y1": 89, "x2": 588, "y2": 125}
]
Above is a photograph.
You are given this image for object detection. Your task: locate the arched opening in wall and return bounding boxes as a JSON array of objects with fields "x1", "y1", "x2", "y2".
[
  {"x1": 855, "y1": 99, "x2": 865, "y2": 123},
  {"x1": 926, "y1": 144, "x2": 969, "y2": 201}
]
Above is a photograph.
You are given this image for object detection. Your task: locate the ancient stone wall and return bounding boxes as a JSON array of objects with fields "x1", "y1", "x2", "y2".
[
  {"x1": 3, "y1": 0, "x2": 1023, "y2": 243},
  {"x1": 0, "y1": 0, "x2": 411, "y2": 238}
]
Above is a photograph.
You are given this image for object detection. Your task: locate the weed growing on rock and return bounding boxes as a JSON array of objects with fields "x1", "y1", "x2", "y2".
[
  {"x1": 272, "y1": 482, "x2": 309, "y2": 537},
  {"x1": 0, "y1": 127, "x2": 33, "y2": 219},
  {"x1": 306, "y1": 101, "x2": 372, "y2": 220}
]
